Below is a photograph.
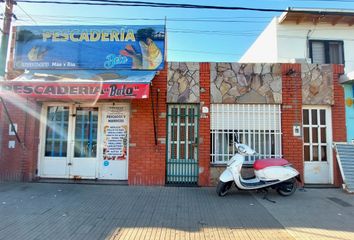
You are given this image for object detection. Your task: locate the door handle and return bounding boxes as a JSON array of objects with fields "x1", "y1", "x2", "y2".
[
  {"x1": 68, "y1": 162, "x2": 72, "y2": 166},
  {"x1": 191, "y1": 137, "x2": 198, "y2": 147}
]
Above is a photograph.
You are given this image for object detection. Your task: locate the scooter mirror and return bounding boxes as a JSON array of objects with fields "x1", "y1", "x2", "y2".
[{"x1": 233, "y1": 133, "x2": 239, "y2": 144}]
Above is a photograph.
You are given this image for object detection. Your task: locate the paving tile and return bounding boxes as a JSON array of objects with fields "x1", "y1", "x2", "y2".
[
  {"x1": 254, "y1": 188, "x2": 354, "y2": 240},
  {"x1": 6, "y1": 183, "x2": 351, "y2": 240}
]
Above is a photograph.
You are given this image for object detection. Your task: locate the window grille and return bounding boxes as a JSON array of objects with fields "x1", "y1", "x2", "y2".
[
  {"x1": 210, "y1": 104, "x2": 282, "y2": 164},
  {"x1": 309, "y1": 40, "x2": 344, "y2": 64}
]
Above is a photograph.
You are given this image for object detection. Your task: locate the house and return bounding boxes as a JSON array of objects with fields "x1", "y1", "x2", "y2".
[
  {"x1": 241, "y1": 7, "x2": 354, "y2": 143},
  {"x1": 241, "y1": 8, "x2": 354, "y2": 186},
  {"x1": 0, "y1": 23, "x2": 347, "y2": 188}
]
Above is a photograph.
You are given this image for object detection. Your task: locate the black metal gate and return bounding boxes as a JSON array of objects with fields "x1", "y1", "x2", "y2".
[{"x1": 166, "y1": 104, "x2": 199, "y2": 185}]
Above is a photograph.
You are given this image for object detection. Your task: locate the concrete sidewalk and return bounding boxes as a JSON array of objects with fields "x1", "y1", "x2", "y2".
[
  {"x1": 256, "y1": 187, "x2": 354, "y2": 240},
  {"x1": 0, "y1": 183, "x2": 353, "y2": 240}
]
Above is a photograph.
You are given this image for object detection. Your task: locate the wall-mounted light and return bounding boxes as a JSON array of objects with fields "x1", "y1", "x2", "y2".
[{"x1": 286, "y1": 68, "x2": 297, "y2": 76}]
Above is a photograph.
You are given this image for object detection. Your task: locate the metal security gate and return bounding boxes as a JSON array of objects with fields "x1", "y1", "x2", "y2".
[{"x1": 166, "y1": 104, "x2": 199, "y2": 185}]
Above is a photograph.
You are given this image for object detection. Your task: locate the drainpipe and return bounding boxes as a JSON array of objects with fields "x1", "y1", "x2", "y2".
[{"x1": 306, "y1": 30, "x2": 311, "y2": 60}]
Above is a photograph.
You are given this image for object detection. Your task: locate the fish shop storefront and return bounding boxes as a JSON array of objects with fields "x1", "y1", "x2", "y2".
[
  {"x1": 0, "y1": 25, "x2": 348, "y2": 187},
  {"x1": 0, "y1": 25, "x2": 171, "y2": 184}
]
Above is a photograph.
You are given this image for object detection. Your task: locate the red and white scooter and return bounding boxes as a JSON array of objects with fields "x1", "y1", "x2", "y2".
[{"x1": 217, "y1": 135, "x2": 301, "y2": 197}]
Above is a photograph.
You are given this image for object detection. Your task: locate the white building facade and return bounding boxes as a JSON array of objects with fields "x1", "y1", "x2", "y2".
[{"x1": 241, "y1": 8, "x2": 354, "y2": 144}]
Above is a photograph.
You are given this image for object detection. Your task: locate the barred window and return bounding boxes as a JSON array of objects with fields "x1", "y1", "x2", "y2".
[
  {"x1": 210, "y1": 104, "x2": 282, "y2": 164},
  {"x1": 309, "y1": 40, "x2": 344, "y2": 64}
]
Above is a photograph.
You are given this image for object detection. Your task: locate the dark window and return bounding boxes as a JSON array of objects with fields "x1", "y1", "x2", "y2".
[{"x1": 309, "y1": 40, "x2": 344, "y2": 64}]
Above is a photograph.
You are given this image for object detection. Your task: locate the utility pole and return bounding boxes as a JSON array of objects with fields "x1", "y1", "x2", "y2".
[
  {"x1": 0, "y1": 0, "x2": 14, "y2": 178},
  {"x1": 0, "y1": 0, "x2": 14, "y2": 79}
]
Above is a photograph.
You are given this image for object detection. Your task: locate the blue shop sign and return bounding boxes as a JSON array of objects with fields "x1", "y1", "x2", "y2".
[{"x1": 14, "y1": 25, "x2": 165, "y2": 70}]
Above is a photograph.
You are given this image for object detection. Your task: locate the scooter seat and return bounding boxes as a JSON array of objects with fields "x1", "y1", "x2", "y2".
[{"x1": 253, "y1": 158, "x2": 289, "y2": 170}]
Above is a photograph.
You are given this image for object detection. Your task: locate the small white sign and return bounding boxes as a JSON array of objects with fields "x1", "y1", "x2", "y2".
[
  {"x1": 293, "y1": 125, "x2": 301, "y2": 137},
  {"x1": 8, "y1": 141, "x2": 15, "y2": 149},
  {"x1": 202, "y1": 106, "x2": 209, "y2": 114},
  {"x1": 9, "y1": 124, "x2": 17, "y2": 136}
]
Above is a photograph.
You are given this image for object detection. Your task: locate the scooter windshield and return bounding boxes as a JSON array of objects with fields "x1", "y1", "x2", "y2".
[{"x1": 237, "y1": 143, "x2": 256, "y2": 156}]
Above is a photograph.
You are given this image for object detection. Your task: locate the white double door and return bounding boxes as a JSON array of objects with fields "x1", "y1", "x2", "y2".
[{"x1": 39, "y1": 103, "x2": 129, "y2": 180}]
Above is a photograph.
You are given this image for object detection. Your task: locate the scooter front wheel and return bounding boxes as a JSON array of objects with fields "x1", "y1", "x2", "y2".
[
  {"x1": 276, "y1": 178, "x2": 297, "y2": 196},
  {"x1": 216, "y1": 181, "x2": 233, "y2": 197}
]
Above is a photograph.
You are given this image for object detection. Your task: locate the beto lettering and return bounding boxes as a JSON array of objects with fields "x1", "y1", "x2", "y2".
[
  {"x1": 104, "y1": 54, "x2": 128, "y2": 69},
  {"x1": 109, "y1": 84, "x2": 136, "y2": 97}
]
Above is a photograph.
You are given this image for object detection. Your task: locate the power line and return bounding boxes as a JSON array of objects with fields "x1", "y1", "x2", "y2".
[
  {"x1": 16, "y1": 4, "x2": 37, "y2": 24},
  {"x1": 15, "y1": 14, "x2": 272, "y2": 20},
  {"x1": 169, "y1": 28, "x2": 259, "y2": 33},
  {"x1": 15, "y1": 0, "x2": 354, "y2": 16},
  {"x1": 168, "y1": 30, "x2": 257, "y2": 37},
  {"x1": 11, "y1": 18, "x2": 263, "y2": 37},
  {"x1": 13, "y1": 14, "x2": 354, "y2": 38},
  {"x1": 15, "y1": 13, "x2": 354, "y2": 34},
  {"x1": 168, "y1": 48, "x2": 242, "y2": 56},
  {"x1": 14, "y1": 15, "x2": 270, "y2": 23}
]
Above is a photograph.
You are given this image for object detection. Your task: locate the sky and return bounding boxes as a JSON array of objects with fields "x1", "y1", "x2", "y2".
[{"x1": 4, "y1": 0, "x2": 354, "y2": 62}]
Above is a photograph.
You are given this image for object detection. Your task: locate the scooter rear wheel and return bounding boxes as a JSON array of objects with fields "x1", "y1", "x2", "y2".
[
  {"x1": 276, "y1": 178, "x2": 297, "y2": 196},
  {"x1": 216, "y1": 181, "x2": 233, "y2": 197}
]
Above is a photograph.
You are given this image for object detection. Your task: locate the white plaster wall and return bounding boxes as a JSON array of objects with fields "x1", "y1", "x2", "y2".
[
  {"x1": 276, "y1": 21, "x2": 354, "y2": 73},
  {"x1": 240, "y1": 18, "x2": 278, "y2": 63},
  {"x1": 241, "y1": 18, "x2": 354, "y2": 74}
]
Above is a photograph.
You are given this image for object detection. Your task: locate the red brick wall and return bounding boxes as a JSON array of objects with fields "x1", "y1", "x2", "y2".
[
  {"x1": 128, "y1": 68, "x2": 167, "y2": 185},
  {"x1": 332, "y1": 64, "x2": 346, "y2": 187},
  {"x1": 0, "y1": 62, "x2": 347, "y2": 187},
  {"x1": 0, "y1": 27, "x2": 40, "y2": 181},
  {"x1": 199, "y1": 63, "x2": 211, "y2": 186},
  {"x1": 129, "y1": 63, "x2": 212, "y2": 186},
  {"x1": 281, "y1": 64, "x2": 346, "y2": 186},
  {"x1": 281, "y1": 64, "x2": 304, "y2": 184},
  {"x1": 0, "y1": 70, "x2": 168, "y2": 185},
  {"x1": 0, "y1": 98, "x2": 41, "y2": 181}
]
